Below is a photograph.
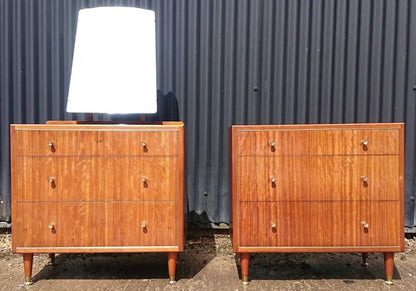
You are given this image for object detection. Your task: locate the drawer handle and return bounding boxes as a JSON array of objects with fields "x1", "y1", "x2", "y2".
[
  {"x1": 270, "y1": 140, "x2": 276, "y2": 148},
  {"x1": 141, "y1": 221, "x2": 147, "y2": 228},
  {"x1": 361, "y1": 221, "x2": 369, "y2": 229},
  {"x1": 48, "y1": 223, "x2": 55, "y2": 230},
  {"x1": 141, "y1": 177, "x2": 147, "y2": 183},
  {"x1": 48, "y1": 177, "x2": 54, "y2": 183},
  {"x1": 270, "y1": 176, "x2": 276, "y2": 184},
  {"x1": 361, "y1": 176, "x2": 368, "y2": 183},
  {"x1": 141, "y1": 141, "x2": 148, "y2": 152},
  {"x1": 48, "y1": 141, "x2": 55, "y2": 152},
  {"x1": 361, "y1": 139, "x2": 369, "y2": 151},
  {"x1": 271, "y1": 222, "x2": 277, "y2": 229}
]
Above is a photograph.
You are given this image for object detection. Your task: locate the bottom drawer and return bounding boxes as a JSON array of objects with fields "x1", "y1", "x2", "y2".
[
  {"x1": 109, "y1": 202, "x2": 178, "y2": 246},
  {"x1": 238, "y1": 201, "x2": 401, "y2": 248},
  {"x1": 14, "y1": 202, "x2": 178, "y2": 248}
]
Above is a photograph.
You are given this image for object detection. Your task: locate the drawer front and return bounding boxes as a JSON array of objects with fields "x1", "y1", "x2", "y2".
[
  {"x1": 113, "y1": 130, "x2": 179, "y2": 156},
  {"x1": 14, "y1": 203, "x2": 58, "y2": 248},
  {"x1": 14, "y1": 202, "x2": 108, "y2": 248},
  {"x1": 14, "y1": 202, "x2": 178, "y2": 248},
  {"x1": 14, "y1": 129, "x2": 179, "y2": 156},
  {"x1": 237, "y1": 155, "x2": 400, "y2": 201},
  {"x1": 109, "y1": 202, "x2": 178, "y2": 246},
  {"x1": 236, "y1": 129, "x2": 399, "y2": 156},
  {"x1": 238, "y1": 201, "x2": 401, "y2": 248},
  {"x1": 113, "y1": 157, "x2": 179, "y2": 201},
  {"x1": 14, "y1": 130, "x2": 101, "y2": 156},
  {"x1": 15, "y1": 157, "x2": 178, "y2": 202}
]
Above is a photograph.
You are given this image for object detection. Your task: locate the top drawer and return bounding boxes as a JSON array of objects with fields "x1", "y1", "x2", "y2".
[
  {"x1": 13, "y1": 128, "x2": 180, "y2": 156},
  {"x1": 235, "y1": 127, "x2": 400, "y2": 156}
]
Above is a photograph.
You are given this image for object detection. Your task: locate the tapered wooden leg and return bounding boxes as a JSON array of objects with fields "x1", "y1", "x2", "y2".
[
  {"x1": 383, "y1": 252, "x2": 394, "y2": 285},
  {"x1": 240, "y1": 253, "x2": 250, "y2": 285},
  {"x1": 23, "y1": 253, "x2": 33, "y2": 285},
  {"x1": 361, "y1": 252, "x2": 369, "y2": 266},
  {"x1": 48, "y1": 253, "x2": 55, "y2": 265},
  {"x1": 168, "y1": 252, "x2": 177, "y2": 285}
]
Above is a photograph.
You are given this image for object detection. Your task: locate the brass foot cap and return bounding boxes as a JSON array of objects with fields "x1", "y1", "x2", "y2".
[
  {"x1": 242, "y1": 276, "x2": 249, "y2": 285},
  {"x1": 384, "y1": 280, "x2": 393, "y2": 285},
  {"x1": 25, "y1": 277, "x2": 32, "y2": 285},
  {"x1": 169, "y1": 276, "x2": 176, "y2": 285}
]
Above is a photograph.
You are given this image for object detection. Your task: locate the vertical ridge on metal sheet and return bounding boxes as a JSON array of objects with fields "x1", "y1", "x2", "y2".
[
  {"x1": 405, "y1": 0, "x2": 416, "y2": 227},
  {"x1": 0, "y1": 0, "x2": 11, "y2": 221}
]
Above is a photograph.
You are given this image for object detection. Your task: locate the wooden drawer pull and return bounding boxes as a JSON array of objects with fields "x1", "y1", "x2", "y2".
[
  {"x1": 361, "y1": 221, "x2": 369, "y2": 229},
  {"x1": 141, "y1": 141, "x2": 148, "y2": 152},
  {"x1": 270, "y1": 222, "x2": 277, "y2": 229},
  {"x1": 48, "y1": 223, "x2": 55, "y2": 230},
  {"x1": 361, "y1": 176, "x2": 368, "y2": 186},
  {"x1": 47, "y1": 177, "x2": 54, "y2": 183},
  {"x1": 48, "y1": 141, "x2": 55, "y2": 152},
  {"x1": 361, "y1": 139, "x2": 369, "y2": 151},
  {"x1": 270, "y1": 176, "x2": 276, "y2": 188},
  {"x1": 141, "y1": 221, "x2": 147, "y2": 228},
  {"x1": 270, "y1": 140, "x2": 276, "y2": 148}
]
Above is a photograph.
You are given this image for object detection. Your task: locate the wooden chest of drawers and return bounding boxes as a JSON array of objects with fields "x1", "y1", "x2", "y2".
[
  {"x1": 229, "y1": 123, "x2": 404, "y2": 284},
  {"x1": 10, "y1": 122, "x2": 185, "y2": 284}
]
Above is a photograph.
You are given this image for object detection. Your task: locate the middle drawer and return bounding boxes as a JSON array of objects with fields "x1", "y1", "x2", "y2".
[
  {"x1": 14, "y1": 156, "x2": 179, "y2": 202},
  {"x1": 237, "y1": 155, "x2": 400, "y2": 201}
]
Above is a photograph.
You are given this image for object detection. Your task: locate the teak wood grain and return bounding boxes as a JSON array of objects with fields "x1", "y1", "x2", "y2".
[
  {"x1": 238, "y1": 155, "x2": 399, "y2": 201},
  {"x1": 10, "y1": 122, "x2": 185, "y2": 284},
  {"x1": 230, "y1": 123, "x2": 404, "y2": 284}
]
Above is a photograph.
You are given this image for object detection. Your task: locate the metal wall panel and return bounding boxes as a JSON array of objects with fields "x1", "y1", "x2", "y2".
[{"x1": 1, "y1": 0, "x2": 415, "y2": 228}]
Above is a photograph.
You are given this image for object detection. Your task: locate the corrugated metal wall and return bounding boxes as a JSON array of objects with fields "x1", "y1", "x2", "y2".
[{"x1": 1, "y1": 0, "x2": 415, "y2": 228}]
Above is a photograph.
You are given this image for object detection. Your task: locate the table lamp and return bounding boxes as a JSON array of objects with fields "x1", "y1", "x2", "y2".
[{"x1": 66, "y1": 7, "x2": 157, "y2": 114}]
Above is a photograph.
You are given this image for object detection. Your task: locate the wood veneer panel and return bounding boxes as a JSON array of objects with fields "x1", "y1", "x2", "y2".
[
  {"x1": 112, "y1": 157, "x2": 178, "y2": 201},
  {"x1": 14, "y1": 128, "x2": 180, "y2": 157},
  {"x1": 238, "y1": 201, "x2": 400, "y2": 248},
  {"x1": 237, "y1": 128, "x2": 400, "y2": 156},
  {"x1": 109, "y1": 202, "x2": 177, "y2": 246},
  {"x1": 113, "y1": 131, "x2": 178, "y2": 156},
  {"x1": 57, "y1": 203, "x2": 108, "y2": 247},
  {"x1": 15, "y1": 157, "x2": 114, "y2": 202},
  {"x1": 14, "y1": 130, "x2": 100, "y2": 156},
  {"x1": 14, "y1": 203, "x2": 57, "y2": 248},
  {"x1": 237, "y1": 155, "x2": 399, "y2": 201}
]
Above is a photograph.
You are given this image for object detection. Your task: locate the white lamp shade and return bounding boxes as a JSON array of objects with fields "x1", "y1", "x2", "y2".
[{"x1": 66, "y1": 7, "x2": 157, "y2": 114}]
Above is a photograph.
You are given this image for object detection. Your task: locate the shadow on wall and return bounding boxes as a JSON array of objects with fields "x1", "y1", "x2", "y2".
[
  {"x1": 110, "y1": 90, "x2": 179, "y2": 122},
  {"x1": 188, "y1": 211, "x2": 228, "y2": 229}
]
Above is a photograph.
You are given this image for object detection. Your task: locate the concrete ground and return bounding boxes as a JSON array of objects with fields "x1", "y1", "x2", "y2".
[{"x1": 1, "y1": 229, "x2": 415, "y2": 290}]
